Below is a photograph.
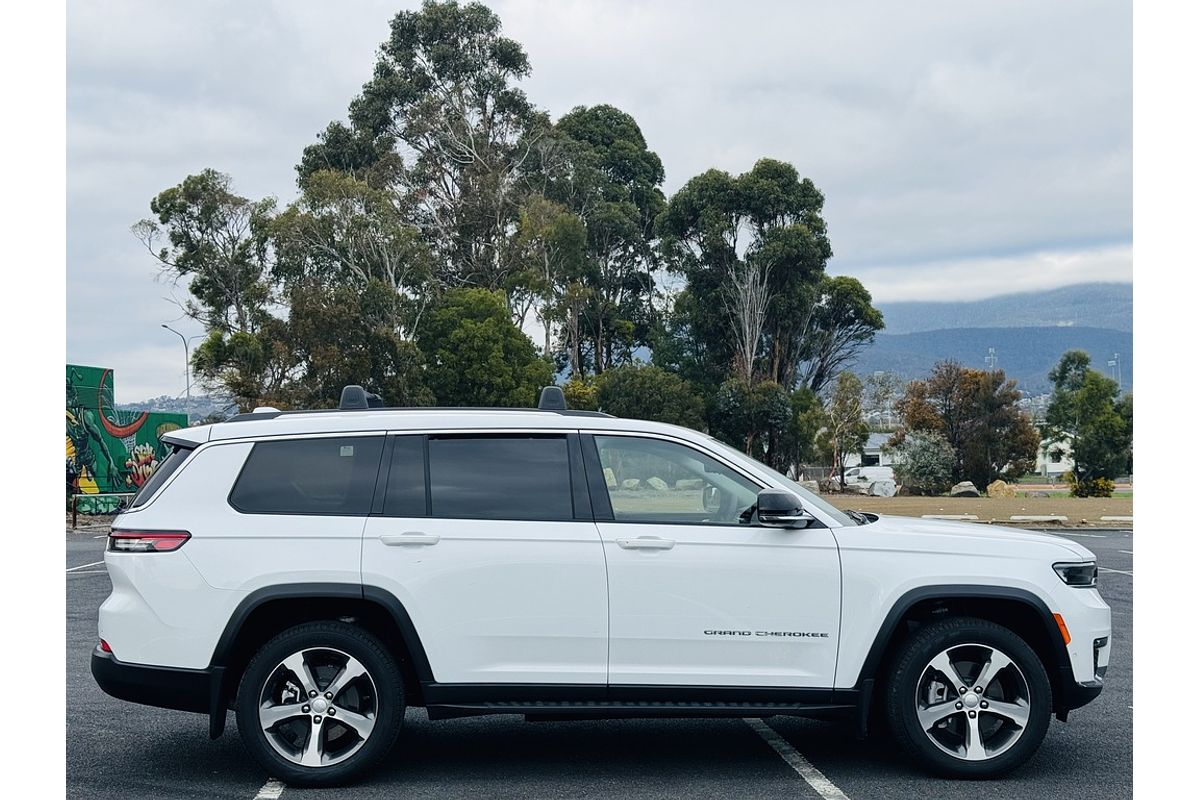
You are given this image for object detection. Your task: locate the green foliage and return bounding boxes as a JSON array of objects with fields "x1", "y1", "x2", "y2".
[
  {"x1": 561, "y1": 377, "x2": 598, "y2": 411},
  {"x1": 1064, "y1": 473, "x2": 1115, "y2": 498},
  {"x1": 710, "y1": 379, "x2": 791, "y2": 462},
  {"x1": 594, "y1": 365, "x2": 705, "y2": 429},
  {"x1": 891, "y1": 431, "x2": 956, "y2": 495},
  {"x1": 417, "y1": 288, "x2": 553, "y2": 407},
  {"x1": 1043, "y1": 350, "x2": 1132, "y2": 494},
  {"x1": 820, "y1": 371, "x2": 869, "y2": 485}
]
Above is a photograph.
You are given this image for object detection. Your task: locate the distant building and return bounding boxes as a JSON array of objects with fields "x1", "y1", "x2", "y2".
[
  {"x1": 844, "y1": 432, "x2": 895, "y2": 469},
  {"x1": 1037, "y1": 435, "x2": 1074, "y2": 479}
]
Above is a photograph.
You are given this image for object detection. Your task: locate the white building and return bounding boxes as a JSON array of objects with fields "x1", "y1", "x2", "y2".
[
  {"x1": 1036, "y1": 435, "x2": 1074, "y2": 478},
  {"x1": 843, "y1": 432, "x2": 895, "y2": 469}
]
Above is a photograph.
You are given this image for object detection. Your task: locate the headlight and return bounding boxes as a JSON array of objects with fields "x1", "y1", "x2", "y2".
[{"x1": 1053, "y1": 561, "x2": 1097, "y2": 588}]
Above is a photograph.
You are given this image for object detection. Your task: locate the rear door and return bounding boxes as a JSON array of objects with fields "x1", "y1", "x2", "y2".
[
  {"x1": 362, "y1": 431, "x2": 609, "y2": 686},
  {"x1": 584, "y1": 432, "x2": 842, "y2": 690}
]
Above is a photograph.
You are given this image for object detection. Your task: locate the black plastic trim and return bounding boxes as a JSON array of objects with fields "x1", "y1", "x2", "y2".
[
  {"x1": 566, "y1": 433, "x2": 594, "y2": 521},
  {"x1": 853, "y1": 584, "x2": 1084, "y2": 714},
  {"x1": 579, "y1": 434, "x2": 614, "y2": 521},
  {"x1": 225, "y1": 407, "x2": 615, "y2": 423},
  {"x1": 91, "y1": 647, "x2": 213, "y2": 714}
]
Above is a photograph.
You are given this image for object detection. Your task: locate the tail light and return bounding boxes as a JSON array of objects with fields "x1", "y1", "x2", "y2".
[{"x1": 108, "y1": 530, "x2": 191, "y2": 553}]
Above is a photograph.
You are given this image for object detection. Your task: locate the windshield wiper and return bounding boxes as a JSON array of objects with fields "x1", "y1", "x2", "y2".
[{"x1": 846, "y1": 510, "x2": 870, "y2": 526}]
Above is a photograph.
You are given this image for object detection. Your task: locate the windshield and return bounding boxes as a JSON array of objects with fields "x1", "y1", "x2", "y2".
[{"x1": 704, "y1": 437, "x2": 857, "y2": 527}]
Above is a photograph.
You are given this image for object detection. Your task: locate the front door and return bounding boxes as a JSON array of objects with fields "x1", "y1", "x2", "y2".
[
  {"x1": 585, "y1": 433, "x2": 841, "y2": 690},
  {"x1": 363, "y1": 432, "x2": 608, "y2": 686}
]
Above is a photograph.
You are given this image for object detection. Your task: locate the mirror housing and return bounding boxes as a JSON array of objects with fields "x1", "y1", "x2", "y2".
[
  {"x1": 755, "y1": 488, "x2": 811, "y2": 529},
  {"x1": 701, "y1": 484, "x2": 722, "y2": 513}
]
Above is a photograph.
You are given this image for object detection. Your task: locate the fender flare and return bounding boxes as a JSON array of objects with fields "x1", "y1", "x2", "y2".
[{"x1": 206, "y1": 583, "x2": 434, "y2": 737}]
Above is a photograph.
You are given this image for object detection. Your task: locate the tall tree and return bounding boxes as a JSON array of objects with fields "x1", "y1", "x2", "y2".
[
  {"x1": 898, "y1": 361, "x2": 1039, "y2": 488},
  {"x1": 821, "y1": 371, "x2": 869, "y2": 488},
  {"x1": 1042, "y1": 350, "x2": 1132, "y2": 496},
  {"x1": 302, "y1": 0, "x2": 543, "y2": 294}
]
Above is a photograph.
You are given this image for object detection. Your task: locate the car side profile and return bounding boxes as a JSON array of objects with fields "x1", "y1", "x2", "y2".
[{"x1": 92, "y1": 386, "x2": 1110, "y2": 787}]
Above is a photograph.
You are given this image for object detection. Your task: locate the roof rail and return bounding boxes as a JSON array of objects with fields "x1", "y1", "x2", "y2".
[{"x1": 340, "y1": 385, "x2": 383, "y2": 410}]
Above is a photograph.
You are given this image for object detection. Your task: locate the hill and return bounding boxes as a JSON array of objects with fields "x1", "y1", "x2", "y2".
[
  {"x1": 852, "y1": 326, "x2": 1132, "y2": 394},
  {"x1": 875, "y1": 283, "x2": 1132, "y2": 335}
]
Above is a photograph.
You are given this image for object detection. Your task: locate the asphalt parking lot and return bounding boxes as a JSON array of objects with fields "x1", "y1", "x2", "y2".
[{"x1": 66, "y1": 528, "x2": 1132, "y2": 800}]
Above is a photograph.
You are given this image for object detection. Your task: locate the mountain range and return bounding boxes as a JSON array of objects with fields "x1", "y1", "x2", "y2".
[{"x1": 861, "y1": 282, "x2": 1132, "y2": 394}]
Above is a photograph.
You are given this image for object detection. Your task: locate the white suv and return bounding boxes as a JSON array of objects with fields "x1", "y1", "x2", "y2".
[{"x1": 92, "y1": 386, "x2": 1110, "y2": 787}]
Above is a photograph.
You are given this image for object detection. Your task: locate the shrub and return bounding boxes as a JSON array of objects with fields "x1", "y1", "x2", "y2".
[
  {"x1": 892, "y1": 431, "x2": 956, "y2": 495},
  {"x1": 1065, "y1": 473, "x2": 1115, "y2": 498}
]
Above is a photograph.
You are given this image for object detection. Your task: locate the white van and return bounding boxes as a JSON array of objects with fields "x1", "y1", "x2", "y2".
[{"x1": 843, "y1": 465, "x2": 895, "y2": 485}]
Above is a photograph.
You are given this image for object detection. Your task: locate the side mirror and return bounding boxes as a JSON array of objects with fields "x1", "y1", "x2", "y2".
[
  {"x1": 756, "y1": 488, "x2": 810, "y2": 529},
  {"x1": 701, "y1": 484, "x2": 722, "y2": 513}
]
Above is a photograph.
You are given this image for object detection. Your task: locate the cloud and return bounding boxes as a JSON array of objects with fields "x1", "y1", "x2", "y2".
[{"x1": 66, "y1": 0, "x2": 1131, "y2": 400}]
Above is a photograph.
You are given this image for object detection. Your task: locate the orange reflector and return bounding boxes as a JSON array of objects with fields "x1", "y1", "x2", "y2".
[{"x1": 1052, "y1": 613, "x2": 1071, "y2": 645}]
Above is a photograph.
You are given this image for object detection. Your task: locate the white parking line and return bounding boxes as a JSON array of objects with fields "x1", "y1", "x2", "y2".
[
  {"x1": 66, "y1": 561, "x2": 104, "y2": 572},
  {"x1": 1058, "y1": 532, "x2": 1107, "y2": 538},
  {"x1": 1099, "y1": 566, "x2": 1133, "y2": 576},
  {"x1": 1119, "y1": 550, "x2": 1133, "y2": 555},
  {"x1": 745, "y1": 718, "x2": 850, "y2": 800},
  {"x1": 253, "y1": 778, "x2": 285, "y2": 799}
]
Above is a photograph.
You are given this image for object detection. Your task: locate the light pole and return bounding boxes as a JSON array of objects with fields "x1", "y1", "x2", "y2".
[{"x1": 162, "y1": 324, "x2": 192, "y2": 425}]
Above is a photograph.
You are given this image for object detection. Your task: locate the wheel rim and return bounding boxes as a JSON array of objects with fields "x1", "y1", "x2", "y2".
[
  {"x1": 257, "y1": 646, "x2": 378, "y2": 768},
  {"x1": 915, "y1": 642, "x2": 1032, "y2": 762}
]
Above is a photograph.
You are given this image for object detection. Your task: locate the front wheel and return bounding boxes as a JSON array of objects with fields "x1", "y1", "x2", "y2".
[
  {"x1": 235, "y1": 621, "x2": 404, "y2": 787},
  {"x1": 885, "y1": 617, "x2": 1052, "y2": 778}
]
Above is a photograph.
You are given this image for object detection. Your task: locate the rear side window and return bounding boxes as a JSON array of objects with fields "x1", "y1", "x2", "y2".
[
  {"x1": 383, "y1": 435, "x2": 427, "y2": 516},
  {"x1": 128, "y1": 444, "x2": 192, "y2": 508},
  {"x1": 428, "y1": 435, "x2": 573, "y2": 521},
  {"x1": 230, "y1": 436, "x2": 384, "y2": 516}
]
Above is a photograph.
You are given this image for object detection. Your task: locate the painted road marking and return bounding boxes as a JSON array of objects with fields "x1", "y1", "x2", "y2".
[
  {"x1": 66, "y1": 561, "x2": 104, "y2": 572},
  {"x1": 1057, "y1": 532, "x2": 1108, "y2": 538},
  {"x1": 1119, "y1": 550, "x2": 1134, "y2": 555},
  {"x1": 1099, "y1": 566, "x2": 1133, "y2": 576},
  {"x1": 745, "y1": 718, "x2": 850, "y2": 800},
  {"x1": 253, "y1": 779, "x2": 285, "y2": 799}
]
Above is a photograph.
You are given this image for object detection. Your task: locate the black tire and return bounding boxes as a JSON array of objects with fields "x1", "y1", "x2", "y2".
[
  {"x1": 235, "y1": 621, "x2": 404, "y2": 787},
  {"x1": 885, "y1": 616, "x2": 1052, "y2": 778}
]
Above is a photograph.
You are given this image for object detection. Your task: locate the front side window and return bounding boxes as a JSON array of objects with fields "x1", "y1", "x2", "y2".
[
  {"x1": 593, "y1": 435, "x2": 759, "y2": 525},
  {"x1": 229, "y1": 436, "x2": 384, "y2": 515},
  {"x1": 428, "y1": 435, "x2": 574, "y2": 521}
]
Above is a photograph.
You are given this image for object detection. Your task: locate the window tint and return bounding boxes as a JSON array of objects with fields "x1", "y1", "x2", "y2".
[
  {"x1": 428, "y1": 435, "x2": 573, "y2": 520},
  {"x1": 129, "y1": 445, "x2": 192, "y2": 508},
  {"x1": 230, "y1": 436, "x2": 384, "y2": 515},
  {"x1": 384, "y1": 435, "x2": 427, "y2": 516},
  {"x1": 594, "y1": 435, "x2": 759, "y2": 525}
]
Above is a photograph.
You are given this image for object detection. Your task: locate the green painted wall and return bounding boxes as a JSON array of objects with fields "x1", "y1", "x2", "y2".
[{"x1": 66, "y1": 364, "x2": 187, "y2": 498}]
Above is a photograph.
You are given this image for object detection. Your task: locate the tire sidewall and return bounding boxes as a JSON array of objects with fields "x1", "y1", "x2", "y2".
[
  {"x1": 235, "y1": 622, "x2": 404, "y2": 787},
  {"x1": 887, "y1": 618, "x2": 1052, "y2": 778}
]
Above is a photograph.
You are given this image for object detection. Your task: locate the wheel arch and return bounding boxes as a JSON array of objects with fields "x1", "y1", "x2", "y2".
[
  {"x1": 855, "y1": 585, "x2": 1073, "y2": 725},
  {"x1": 207, "y1": 583, "x2": 434, "y2": 737}
]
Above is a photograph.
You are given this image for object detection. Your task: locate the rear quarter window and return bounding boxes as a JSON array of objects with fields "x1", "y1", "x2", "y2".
[
  {"x1": 229, "y1": 436, "x2": 385, "y2": 516},
  {"x1": 128, "y1": 444, "x2": 193, "y2": 508}
]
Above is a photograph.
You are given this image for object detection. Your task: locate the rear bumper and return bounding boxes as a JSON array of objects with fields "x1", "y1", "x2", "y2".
[{"x1": 90, "y1": 646, "x2": 215, "y2": 715}]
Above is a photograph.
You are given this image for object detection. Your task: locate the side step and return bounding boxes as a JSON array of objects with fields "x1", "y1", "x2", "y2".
[{"x1": 426, "y1": 700, "x2": 855, "y2": 722}]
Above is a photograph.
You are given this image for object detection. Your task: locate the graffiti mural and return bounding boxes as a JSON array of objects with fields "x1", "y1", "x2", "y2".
[{"x1": 66, "y1": 365, "x2": 187, "y2": 506}]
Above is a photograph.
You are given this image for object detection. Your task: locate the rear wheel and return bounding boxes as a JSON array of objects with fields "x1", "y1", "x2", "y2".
[
  {"x1": 885, "y1": 617, "x2": 1051, "y2": 778},
  {"x1": 235, "y1": 621, "x2": 404, "y2": 787}
]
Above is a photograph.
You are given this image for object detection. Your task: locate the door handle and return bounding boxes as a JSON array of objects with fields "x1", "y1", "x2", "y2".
[
  {"x1": 616, "y1": 536, "x2": 675, "y2": 550},
  {"x1": 381, "y1": 532, "x2": 440, "y2": 546}
]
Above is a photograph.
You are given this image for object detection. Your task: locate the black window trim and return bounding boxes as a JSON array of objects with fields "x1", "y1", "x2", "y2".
[
  {"x1": 373, "y1": 430, "x2": 591, "y2": 524},
  {"x1": 128, "y1": 442, "x2": 196, "y2": 509},
  {"x1": 226, "y1": 433, "x2": 387, "y2": 518}
]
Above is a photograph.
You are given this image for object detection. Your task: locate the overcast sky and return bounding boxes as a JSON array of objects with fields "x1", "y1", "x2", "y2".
[{"x1": 66, "y1": 0, "x2": 1131, "y2": 402}]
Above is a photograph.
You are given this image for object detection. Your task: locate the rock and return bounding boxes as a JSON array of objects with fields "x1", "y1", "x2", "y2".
[
  {"x1": 603, "y1": 467, "x2": 617, "y2": 488},
  {"x1": 868, "y1": 480, "x2": 897, "y2": 497},
  {"x1": 799, "y1": 480, "x2": 821, "y2": 494},
  {"x1": 843, "y1": 482, "x2": 870, "y2": 495},
  {"x1": 987, "y1": 479, "x2": 1016, "y2": 498},
  {"x1": 620, "y1": 478, "x2": 641, "y2": 490},
  {"x1": 950, "y1": 481, "x2": 981, "y2": 497},
  {"x1": 646, "y1": 476, "x2": 670, "y2": 491},
  {"x1": 675, "y1": 478, "x2": 705, "y2": 490},
  {"x1": 1028, "y1": 490, "x2": 1050, "y2": 498}
]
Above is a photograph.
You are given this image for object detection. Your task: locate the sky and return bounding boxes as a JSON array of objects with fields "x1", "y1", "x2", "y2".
[{"x1": 66, "y1": 0, "x2": 1132, "y2": 402}]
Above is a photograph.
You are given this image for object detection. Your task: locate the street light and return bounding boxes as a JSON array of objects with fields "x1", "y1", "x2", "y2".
[{"x1": 162, "y1": 324, "x2": 192, "y2": 425}]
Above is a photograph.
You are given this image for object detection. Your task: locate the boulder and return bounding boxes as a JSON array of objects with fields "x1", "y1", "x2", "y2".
[
  {"x1": 799, "y1": 480, "x2": 821, "y2": 494},
  {"x1": 950, "y1": 481, "x2": 981, "y2": 497},
  {"x1": 646, "y1": 476, "x2": 670, "y2": 491},
  {"x1": 603, "y1": 467, "x2": 617, "y2": 488},
  {"x1": 1028, "y1": 490, "x2": 1050, "y2": 498},
  {"x1": 843, "y1": 482, "x2": 870, "y2": 495},
  {"x1": 620, "y1": 478, "x2": 641, "y2": 490},
  {"x1": 818, "y1": 478, "x2": 841, "y2": 493},
  {"x1": 868, "y1": 480, "x2": 897, "y2": 497},
  {"x1": 987, "y1": 479, "x2": 1016, "y2": 498},
  {"x1": 675, "y1": 478, "x2": 705, "y2": 490}
]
